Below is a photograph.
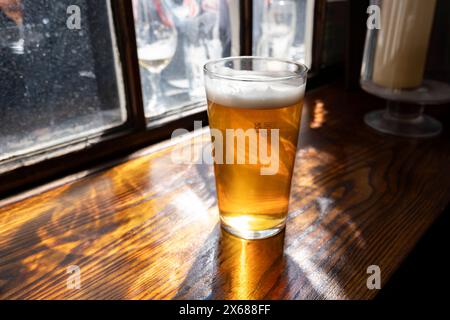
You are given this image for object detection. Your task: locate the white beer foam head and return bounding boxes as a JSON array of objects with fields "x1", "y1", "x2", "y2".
[{"x1": 205, "y1": 73, "x2": 305, "y2": 109}]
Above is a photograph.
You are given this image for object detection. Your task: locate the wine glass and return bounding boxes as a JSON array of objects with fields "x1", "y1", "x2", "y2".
[{"x1": 134, "y1": 0, "x2": 177, "y2": 117}]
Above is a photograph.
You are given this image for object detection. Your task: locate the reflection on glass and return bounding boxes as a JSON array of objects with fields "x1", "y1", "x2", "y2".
[
  {"x1": 134, "y1": 0, "x2": 177, "y2": 117},
  {"x1": 253, "y1": 0, "x2": 313, "y2": 66},
  {"x1": 133, "y1": 0, "x2": 231, "y2": 120},
  {"x1": 256, "y1": 0, "x2": 297, "y2": 59},
  {"x1": 0, "y1": 0, "x2": 126, "y2": 169}
]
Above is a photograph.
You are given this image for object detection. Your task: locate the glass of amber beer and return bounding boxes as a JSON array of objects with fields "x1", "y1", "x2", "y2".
[{"x1": 204, "y1": 57, "x2": 308, "y2": 239}]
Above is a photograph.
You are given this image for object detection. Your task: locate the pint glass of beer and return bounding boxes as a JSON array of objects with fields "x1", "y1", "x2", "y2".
[{"x1": 204, "y1": 57, "x2": 308, "y2": 239}]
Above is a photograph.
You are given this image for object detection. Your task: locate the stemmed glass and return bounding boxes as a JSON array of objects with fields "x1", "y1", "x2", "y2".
[{"x1": 134, "y1": 0, "x2": 177, "y2": 117}]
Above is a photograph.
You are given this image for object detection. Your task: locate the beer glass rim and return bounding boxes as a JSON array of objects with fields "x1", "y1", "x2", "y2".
[{"x1": 204, "y1": 56, "x2": 308, "y2": 82}]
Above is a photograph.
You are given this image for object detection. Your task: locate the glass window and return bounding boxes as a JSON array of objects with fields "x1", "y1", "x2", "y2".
[
  {"x1": 0, "y1": 0, "x2": 126, "y2": 171},
  {"x1": 132, "y1": 0, "x2": 234, "y2": 119},
  {"x1": 253, "y1": 0, "x2": 314, "y2": 67}
]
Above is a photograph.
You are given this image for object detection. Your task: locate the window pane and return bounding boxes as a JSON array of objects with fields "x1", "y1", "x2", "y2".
[
  {"x1": 0, "y1": 0, "x2": 126, "y2": 170},
  {"x1": 253, "y1": 0, "x2": 314, "y2": 67},
  {"x1": 133, "y1": 0, "x2": 234, "y2": 119}
]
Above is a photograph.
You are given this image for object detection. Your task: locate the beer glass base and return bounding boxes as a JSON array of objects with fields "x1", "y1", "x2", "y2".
[
  {"x1": 221, "y1": 222, "x2": 285, "y2": 240},
  {"x1": 364, "y1": 109, "x2": 442, "y2": 138}
]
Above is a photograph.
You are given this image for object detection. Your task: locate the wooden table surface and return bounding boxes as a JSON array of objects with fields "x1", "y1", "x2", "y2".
[{"x1": 1, "y1": 84, "x2": 449, "y2": 300}]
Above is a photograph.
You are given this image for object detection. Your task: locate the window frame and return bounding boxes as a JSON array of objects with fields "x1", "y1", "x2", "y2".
[{"x1": 0, "y1": 0, "x2": 344, "y2": 198}]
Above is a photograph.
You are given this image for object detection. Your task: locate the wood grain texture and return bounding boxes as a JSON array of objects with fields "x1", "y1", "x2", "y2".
[{"x1": 1, "y1": 84, "x2": 449, "y2": 300}]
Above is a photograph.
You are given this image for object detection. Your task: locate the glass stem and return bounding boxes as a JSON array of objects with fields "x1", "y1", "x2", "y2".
[
  {"x1": 385, "y1": 101, "x2": 424, "y2": 122},
  {"x1": 149, "y1": 71, "x2": 163, "y2": 103}
]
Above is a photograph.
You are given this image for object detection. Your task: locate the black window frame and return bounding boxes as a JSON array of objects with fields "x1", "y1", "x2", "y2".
[{"x1": 0, "y1": 0, "x2": 345, "y2": 197}]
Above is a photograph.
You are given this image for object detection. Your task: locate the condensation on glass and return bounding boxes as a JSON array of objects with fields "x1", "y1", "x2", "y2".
[
  {"x1": 132, "y1": 0, "x2": 234, "y2": 119},
  {"x1": 253, "y1": 0, "x2": 314, "y2": 67},
  {"x1": 0, "y1": 0, "x2": 126, "y2": 172}
]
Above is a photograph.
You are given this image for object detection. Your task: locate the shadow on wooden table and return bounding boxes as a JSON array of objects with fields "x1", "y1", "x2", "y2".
[{"x1": 173, "y1": 225, "x2": 327, "y2": 300}]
